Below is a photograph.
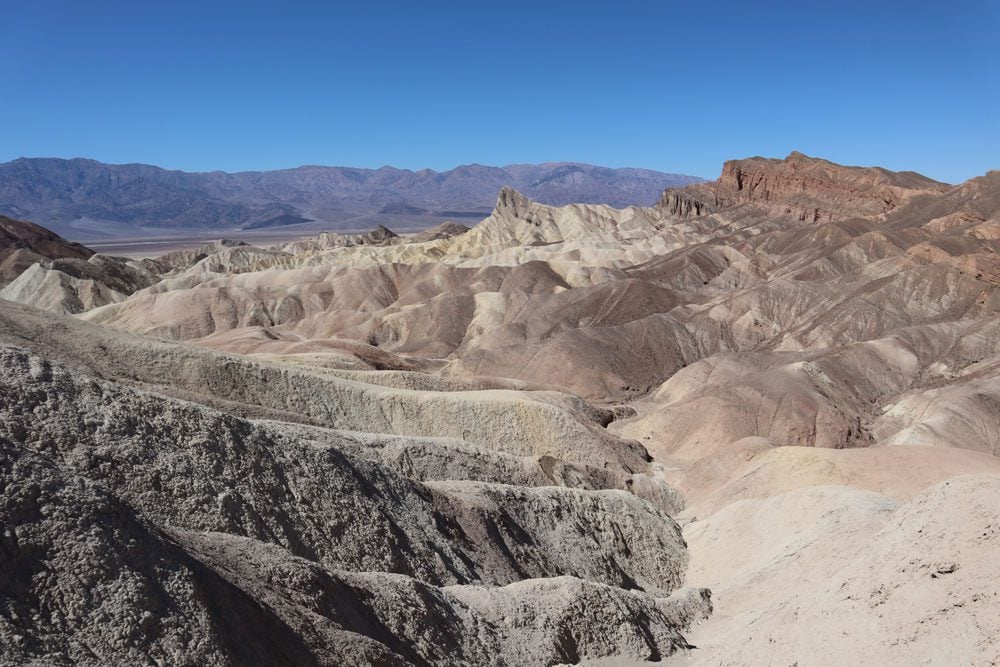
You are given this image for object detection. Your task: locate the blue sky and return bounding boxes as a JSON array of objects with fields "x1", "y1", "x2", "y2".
[{"x1": 2, "y1": 1, "x2": 997, "y2": 182}]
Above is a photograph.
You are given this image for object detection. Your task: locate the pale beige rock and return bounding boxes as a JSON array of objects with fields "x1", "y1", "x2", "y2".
[{"x1": 682, "y1": 477, "x2": 1000, "y2": 666}]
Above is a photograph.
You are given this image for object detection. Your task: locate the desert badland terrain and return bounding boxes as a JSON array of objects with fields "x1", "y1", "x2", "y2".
[{"x1": 1, "y1": 151, "x2": 999, "y2": 665}]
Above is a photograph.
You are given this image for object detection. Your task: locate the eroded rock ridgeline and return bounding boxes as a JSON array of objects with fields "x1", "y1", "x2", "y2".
[
  {"x1": 0, "y1": 305, "x2": 708, "y2": 665},
  {"x1": 661, "y1": 151, "x2": 949, "y2": 223}
]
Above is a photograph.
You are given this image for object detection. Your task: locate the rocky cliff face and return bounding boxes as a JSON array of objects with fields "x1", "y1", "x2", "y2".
[
  {"x1": 659, "y1": 152, "x2": 949, "y2": 223},
  {"x1": 656, "y1": 190, "x2": 715, "y2": 218}
]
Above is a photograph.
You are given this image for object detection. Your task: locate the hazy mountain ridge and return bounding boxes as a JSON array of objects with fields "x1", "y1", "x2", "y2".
[{"x1": 0, "y1": 157, "x2": 703, "y2": 233}]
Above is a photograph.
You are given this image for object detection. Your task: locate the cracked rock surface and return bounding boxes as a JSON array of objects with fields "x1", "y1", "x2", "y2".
[{"x1": 0, "y1": 310, "x2": 707, "y2": 665}]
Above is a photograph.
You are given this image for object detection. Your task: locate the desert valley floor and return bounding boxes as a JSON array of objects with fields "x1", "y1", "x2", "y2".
[{"x1": 1, "y1": 152, "x2": 999, "y2": 665}]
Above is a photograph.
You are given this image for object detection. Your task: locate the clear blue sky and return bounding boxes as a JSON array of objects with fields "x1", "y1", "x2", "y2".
[{"x1": 2, "y1": 1, "x2": 997, "y2": 182}]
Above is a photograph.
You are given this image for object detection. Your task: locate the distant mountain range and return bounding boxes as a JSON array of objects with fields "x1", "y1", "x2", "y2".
[{"x1": 0, "y1": 158, "x2": 703, "y2": 238}]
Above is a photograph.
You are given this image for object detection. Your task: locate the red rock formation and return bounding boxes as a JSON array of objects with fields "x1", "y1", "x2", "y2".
[{"x1": 661, "y1": 151, "x2": 949, "y2": 222}]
